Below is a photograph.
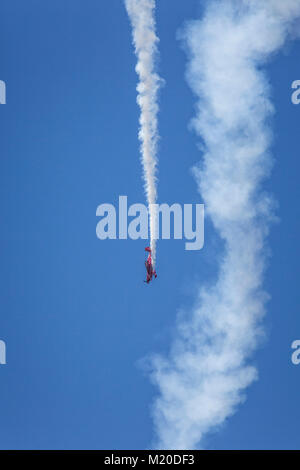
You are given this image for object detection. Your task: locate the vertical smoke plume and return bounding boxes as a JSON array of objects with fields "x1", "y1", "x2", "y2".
[
  {"x1": 125, "y1": 0, "x2": 162, "y2": 263},
  {"x1": 150, "y1": 0, "x2": 300, "y2": 449}
]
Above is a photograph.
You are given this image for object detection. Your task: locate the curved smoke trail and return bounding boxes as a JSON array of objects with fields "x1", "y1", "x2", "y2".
[
  {"x1": 125, "y1": 0, "x2": 161, "y2": 264},
  {"x1": 150, "y1": 0, "x2": 300, "y2": 449}
]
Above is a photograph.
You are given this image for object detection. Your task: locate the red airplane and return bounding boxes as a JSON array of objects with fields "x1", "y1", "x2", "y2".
[{"x1": 144, "y1": 247, "x2": 157, "y2": 284}]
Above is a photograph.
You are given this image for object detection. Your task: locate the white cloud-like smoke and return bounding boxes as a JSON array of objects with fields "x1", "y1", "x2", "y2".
[
  {"x1": 150, "y1": 0, "x2": 300, "y2": 449},
  {"x1": 125, "y1": 0, "x2": 162, "y2": 264}
]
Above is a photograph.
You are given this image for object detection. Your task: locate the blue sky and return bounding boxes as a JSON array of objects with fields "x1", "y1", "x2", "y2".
[{"x1": 0, "y1": 0, "x2": 299, "y2": 450}]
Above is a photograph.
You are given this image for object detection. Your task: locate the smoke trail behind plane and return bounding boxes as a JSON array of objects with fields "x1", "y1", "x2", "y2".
[
  {"x1": 125, "y1": 0, "x2": 162, "y2": 264},
  {"x1": 150, "y1": 0, "x2": 300, "y2": 449}
]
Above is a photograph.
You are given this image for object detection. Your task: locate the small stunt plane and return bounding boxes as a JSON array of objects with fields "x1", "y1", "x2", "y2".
[{"x1": 144, "y1": 247, "x2": 157, "y2": 284}]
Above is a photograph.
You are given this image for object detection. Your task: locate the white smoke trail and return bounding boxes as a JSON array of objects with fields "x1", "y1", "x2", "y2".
[
  {"x1": 125, "y1": 0, "x2": 162, "y2": 264},
  {"x1": 150, "y1": 0, "x2": 300, "y2": 449}
]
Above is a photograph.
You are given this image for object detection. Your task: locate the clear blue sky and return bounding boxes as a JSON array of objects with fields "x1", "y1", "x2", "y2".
[{"x1": 0, "y1": 0, "x2": 299, "y2": 450}]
